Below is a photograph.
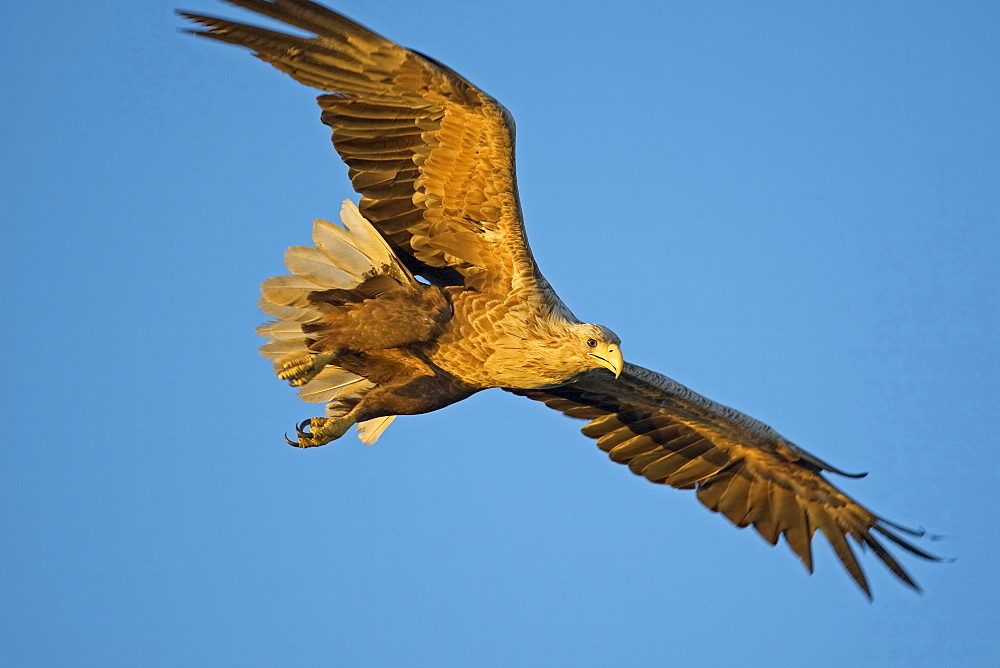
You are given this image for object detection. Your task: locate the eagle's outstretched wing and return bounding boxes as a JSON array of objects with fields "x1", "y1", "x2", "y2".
[
  {"x1": 181, "y1": 0, "x2": 536, "y2": 294},
  {"x1": 509, "y1": 364, "x2": 940, "y2": 598}
]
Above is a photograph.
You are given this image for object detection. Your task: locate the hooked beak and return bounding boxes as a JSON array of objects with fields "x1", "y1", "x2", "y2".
[{"x1": 588, "y1": 344, "x2": 623, "y2": 378}]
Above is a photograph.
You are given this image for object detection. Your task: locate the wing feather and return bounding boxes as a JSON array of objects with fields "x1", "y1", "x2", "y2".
[
  {"x1": 715, "y1": 470, "x2": 753, "y2": 527},
  {"x1": 508, "y1": 363, "x2": 939, "y2": 596},
  {"x1": 181, "y1": 0, "x2": 541, "y2": 294}
]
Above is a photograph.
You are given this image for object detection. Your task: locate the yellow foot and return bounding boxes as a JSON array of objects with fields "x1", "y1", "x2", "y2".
[
  {"x1": 284, "y1": 416, "x2": 355, "y2": 448},
  {"x1": 277, "y1": 351, "x2": 338, "y2": 387}
]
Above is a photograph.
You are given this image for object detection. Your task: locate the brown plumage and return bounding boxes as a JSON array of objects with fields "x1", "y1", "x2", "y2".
[{"x1": 181, "y1": 0, "x2": 939, "y2": 597}]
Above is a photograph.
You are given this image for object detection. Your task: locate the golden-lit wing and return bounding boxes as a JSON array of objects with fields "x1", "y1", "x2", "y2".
[
  {"x1": 181, "y1": 0, "x2": 536, "y2": 293},
  {"x1": 509, "y1": 363, "x2": 939, "y2": 598}
]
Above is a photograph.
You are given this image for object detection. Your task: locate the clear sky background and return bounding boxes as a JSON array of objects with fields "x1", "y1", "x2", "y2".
[{"x1": 2, "y1": 1, "x2": 997, "y2": 665}]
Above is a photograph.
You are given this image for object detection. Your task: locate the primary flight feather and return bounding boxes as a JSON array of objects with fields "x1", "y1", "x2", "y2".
[{"x1": 180, "y1": 0, "x2": 938, "y2": 598}]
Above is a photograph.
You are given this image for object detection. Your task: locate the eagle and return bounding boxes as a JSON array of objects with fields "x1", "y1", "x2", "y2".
[{"x1": 180, "y1": 0, "x2": 939, "y2": 597}]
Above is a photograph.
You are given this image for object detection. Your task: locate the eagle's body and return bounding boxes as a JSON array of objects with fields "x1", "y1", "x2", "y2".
[
  {"x1": 183, "y1": 0, "x2": 938, "y2": 597},
  {"x1": 257, "y1": 197, "x2": 621, "y2": 444}
]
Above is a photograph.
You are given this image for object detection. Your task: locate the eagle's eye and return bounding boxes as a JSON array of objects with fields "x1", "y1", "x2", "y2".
[{"x1": 586, "y1": 338, "x2": 598, "y2": 348}]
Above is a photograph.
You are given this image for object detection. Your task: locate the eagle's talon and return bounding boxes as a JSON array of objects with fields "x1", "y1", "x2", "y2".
[
  {"x1": 285, "y1": 416, "x2": 351, "y2": 448},
  {"x1": 278, "y1": 352, "x2": 339, "y2": 387},
  {"x1": 284, "y1": 420, "x2": 313, "y2": 448},
  {"x1": 296, "y1": 418, "x2": 313, "y2": 437}
]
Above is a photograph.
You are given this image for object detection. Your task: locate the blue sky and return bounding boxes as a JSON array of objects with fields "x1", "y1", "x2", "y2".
[{"x1": 2, "y1": 0, "x2": 997, "y2": 665}]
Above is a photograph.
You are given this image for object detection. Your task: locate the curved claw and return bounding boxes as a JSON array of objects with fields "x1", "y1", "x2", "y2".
[
  {"x1": 286, "y1": 419, "x2": 317, "y2": 448},
  {"x1": 296, "y1": 419, "x2": 313, "y2": 439},
  {"x1": 282, "y1": 416, "x2": 351, "y2": 449}
]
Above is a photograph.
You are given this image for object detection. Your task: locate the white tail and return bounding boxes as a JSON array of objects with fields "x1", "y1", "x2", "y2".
[{"x1": 257, "y1": 200, "x2": 403, "y2": 443}]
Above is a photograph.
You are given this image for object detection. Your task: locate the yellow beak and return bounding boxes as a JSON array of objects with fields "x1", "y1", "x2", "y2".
[{"x1": 589, "y1": 345, "x2": 623, "y2": 378}]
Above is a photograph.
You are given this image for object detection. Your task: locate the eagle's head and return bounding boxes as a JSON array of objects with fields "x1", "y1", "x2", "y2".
[
  {"x1": 489, "y1": 320, "x2": 623, "y2": 389},
  {"x1": 568, "y1": 323, "x2": 623, "y2": 378}
]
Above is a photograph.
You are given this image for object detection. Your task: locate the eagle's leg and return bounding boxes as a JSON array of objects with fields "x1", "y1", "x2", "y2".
[
  {"x1": 285, "y1": 415, "x2": 356, "y2": 448},
  {"x1": 277, "y1": 350, "x2": 340, "y2": 387}
]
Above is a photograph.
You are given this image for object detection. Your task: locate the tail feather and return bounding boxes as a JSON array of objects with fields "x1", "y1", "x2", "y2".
[
  {"x1": 256, "y1": 320, "x2": 308, "y2": 341},
  {"x1": 260, "y1": 274, "x2": 326, "y2": 309},
  {"x1": 312, "y1": 219, "x2": 379, "y2": 277},
  {"x1": 316, "y1": 201, "x2": 413, "y2": 284},
  {"x1": 299, "y1": 366, "x2": 372, "y2": 404},
  {"x1": 258, "y1": 298, "x2": 318, "y2": 322},
  {"x1": 258, "y1": 200, "x2": 401, "y2": 443},
  {"x1": 357, "y1": 416, "x2": 396, "y2": 445},
  {"x1": 259, "y1": 338, "x2": 309, "y2": 365},
  {"x1": 284, "y1": 244, "x2": 357, "y2": 289}
]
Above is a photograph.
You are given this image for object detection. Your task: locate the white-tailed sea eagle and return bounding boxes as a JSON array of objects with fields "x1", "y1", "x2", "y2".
[{"x1": 180, "y1": 0, "x2": 939, "y2": 597}]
